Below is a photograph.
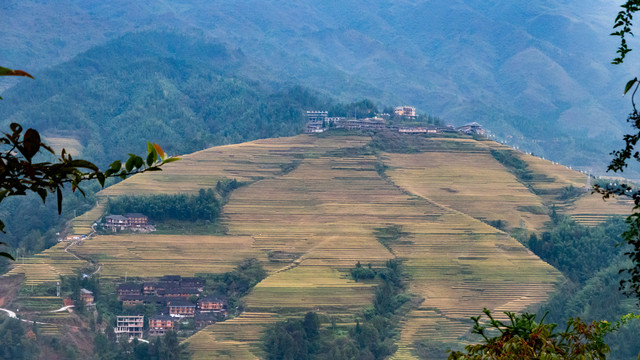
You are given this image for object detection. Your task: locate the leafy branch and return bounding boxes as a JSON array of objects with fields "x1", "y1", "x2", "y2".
[
  {"x1": 449, "y1": 309, "x2": 637, "y2": 359},
  {"x1": 0, "y1": 66, "x2": 179, "y2": 260}
]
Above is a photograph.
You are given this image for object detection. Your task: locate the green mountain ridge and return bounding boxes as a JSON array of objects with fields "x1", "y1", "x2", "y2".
[{"x1": 0, "y1": 32, "x2": 324, "y2": 165}]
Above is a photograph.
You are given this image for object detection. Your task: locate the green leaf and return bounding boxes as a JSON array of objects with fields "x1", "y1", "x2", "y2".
[
  {"x1": 56, "y1": 187, "x2": 63, "y2": 215},
  {"x1": 162, "y1": 157, "x2": 181, "y2": 164},
  {"x1": 68, "y1": 159, "x2": 99, "y2": 171},
  {"x1": 36, "y1": 188, "x2": 47, "y2": 203},
  {"x1": 110, "y1": 160, "x2": 122, "y2": 171},
  {"x1": 133, "y1": 156, "x2": 144, "y2": 169},
  {"x1": 97, "y1": 172, "x2": 106, "y2": 187},
  {"x1": 625, "y1": 78, "x2": 638, "y2": 94},
  {"x1": 125, "y1": 156, "x2": 135, "y2": 172},
  {"x1": 146, "y1": 151, "x2": 155, "y2": 167}
]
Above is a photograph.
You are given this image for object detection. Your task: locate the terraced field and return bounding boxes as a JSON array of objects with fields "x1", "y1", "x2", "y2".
[
  {"x1": 6, "y1": 243, "x2": 84, "y2": 285},
  {"x1": 383, "y1": 147, "x2": 549, "y2": 231},
  {"x1": 73, "y1": 234, "x2": 265, "y2": 279},
  {"x1": 187, "y1": 312, "x2": 280, "y2": 360},
  {"x1": 69, "y1": 200, "x2": 105, "y2": 235},
  {"x1": 10, "y1": 134, "x2": 615, "y2": 359}
]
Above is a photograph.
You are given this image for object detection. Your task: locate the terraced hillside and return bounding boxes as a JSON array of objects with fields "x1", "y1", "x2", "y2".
[{"x1": 8, "y1": 133, "x2": 630, "y2": 359}]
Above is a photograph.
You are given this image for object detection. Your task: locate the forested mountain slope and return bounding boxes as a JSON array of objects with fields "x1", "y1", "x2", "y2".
[
  {"x1": 0, "y1": 32, "x2": 324, "y2": 165},
  {"x1": 2, "y1": 0, "x2": 637, "y2": 173}
]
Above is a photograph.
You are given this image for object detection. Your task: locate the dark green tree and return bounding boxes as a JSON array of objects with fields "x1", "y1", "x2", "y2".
[{"x1": 0, "y1": 66, "x2": 178, "y2": 260}]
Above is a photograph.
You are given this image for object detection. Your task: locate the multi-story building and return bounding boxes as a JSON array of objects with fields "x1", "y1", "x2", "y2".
[
  {"x1": 117, "y1": 283, "x2": 142, "y2": 299},
  {"x1": 80, "y1": 289, "x2": 94, "y2": 305},
  {"x1": 168, "y1": 300, "x2": 196, "y2": 318},
  {"x1": 149, "y1": 314, "x2": 175, "y2": 336},
  {"x1": 115, "y1": 315, "x2": 144, "y2": 339},
  {"x1": 306, "y1": 111, "x2": 328, "y2": 133},
  {"x1": 394, "y1": 106, "x2": 416, "y2": 119},
  {"x1": 197, "y1": 297, "x2": 227, "y2": 314},
  {"x1": 105, "y1": 215, "x2": 128, "y2": 231},
  {"x1": 125, "y1": 213, "x2": 148, "y2": 227}
]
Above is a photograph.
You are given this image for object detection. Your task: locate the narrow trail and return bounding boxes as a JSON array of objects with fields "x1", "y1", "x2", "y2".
[{"x1": 63, "y1": 222, "x2": 102, "y2": 278}]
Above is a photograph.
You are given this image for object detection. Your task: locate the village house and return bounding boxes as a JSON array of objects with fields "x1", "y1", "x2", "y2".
[
  {"x1": 117, "y1": 283, "x2": 142, "y2": 299},
  {"x1": 394, "y1": 106, "x2": 416, "y2": 119},
  {"x1": 160, "y1": 275, "x2": 182, "y2": 284},
  {"x1": 181, "y1": 277, "x2": 204, "y2": 289},
  {"x1": 105, "y1": 215, "x2": 128, "y2": 231},
  {"x1": 161, "y1": 287, "x2": 201, "y2": 299},
  {"x1": 115, "y1": 315, "x2": 144, "y2": 339},
  {"x1": 80, "y1": 288, "x2": 94, "y2": 305},
  {"x1": 149, "y1": 314, "x2": 175, "y2": 336},
  {"x1": 143, "y1": 282, "x2": 158, "y2": 296},
  {"x1": 340, "y1": 117, "x2": 386, "y2": 130},
  {"x1": 168, "y1": 300, "x2": 196, "y2": 318},
  {"x1": 197, "y1": 297, "x2": 227, "y2": 314},
  {"x1": 125, "y1": 213, "x2": 148, "y2": 227},
  {"x1": 457, "y1": 122, "x2": 484, "y2": 135},
  {"x1": 121, "y1": 295, "x2": 145, "y2": 307},
  {"x1": 195, "y1": 313, "x2": 217, "y2": 328},
  {"x1": 305, "y1": 110, "x2": 328, "y2": 133}
]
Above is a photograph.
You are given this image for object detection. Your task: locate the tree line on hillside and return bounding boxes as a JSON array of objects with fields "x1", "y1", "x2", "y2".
[
  {"x1": 262, "y1": 260, "x2": 410, "y2": 360},
  {"x1": 107, "y1": 180, "x2": 240, "y2": 222},
  {"x1": 529, "y1": 215, "x2": 640, "y2": 359}
]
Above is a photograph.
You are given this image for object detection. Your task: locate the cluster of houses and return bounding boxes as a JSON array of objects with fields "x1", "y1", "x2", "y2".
[
  {"x1": 103, "y1": 213, "x2": 153, "y2": 232},
  {"x1": 115, "y1": 275, "x2": 227, "y2": 338},
  {"x1": 304, "y1": 107, "x2": 485, "y2": 136}
]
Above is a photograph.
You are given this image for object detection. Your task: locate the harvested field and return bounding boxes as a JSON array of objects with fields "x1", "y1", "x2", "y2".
[
  {"x1": 565, "y1": 193, "x2": 633, "y2": 226},
  {"x1": 69, "y1": 200, "x2": 106, "y2": 235},
  {"x1": 12, "y1": 135, "x2": 576, "y2": 357},
  {"x1": 383, "y1": 150, "x2": 550, "y2": 231},
  {"x1": 186, "y1": 312, "x2": 279, "y2": 360},
  {"x1": 72, "y1": 234, "x2": 265, "y2": 279},
  {"x1": 5, "y1": 243, "x2": 84, "y2": 285}
]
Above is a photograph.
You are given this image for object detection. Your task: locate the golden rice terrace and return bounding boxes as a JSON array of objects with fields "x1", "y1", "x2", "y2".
[{"x1": 7, "y1": 133, "x2": 633, "y2": 359}]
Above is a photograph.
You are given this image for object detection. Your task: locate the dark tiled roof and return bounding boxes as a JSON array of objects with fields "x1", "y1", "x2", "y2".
[
  {"x1": 106, "y1": 215, "x2": 127, "y2": 221},
  {"x1": 163, "y1": 288, "x2": 200, "y2": 295},
  {"x1": 161, "y1": 275, "x2": 181, "y2": 282},
  {"x1": 198, "y1": 296, "x2": 226, "y2": 304},
  {"x1": 195, "y1": 313, "x2": 217, "y2": 321},
  {"x1": 125, "y1": 213, "x2": 148, "y2": 218},
  {"x1": 167, "y1": 300, "x2": 196, "y2": 308},
  {"x1": 118, "y1": 283, "x2": 141, "y2": 291},
  {"x1": 150, "y1": 314, "x2": 174, "y2": 321}
]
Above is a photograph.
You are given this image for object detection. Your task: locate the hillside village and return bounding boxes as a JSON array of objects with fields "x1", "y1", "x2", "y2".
[
  {"x1": 115, "y1": 275, "x2": 227, "y2": 339},
  {"x1": 305, "y1": 106, "x2": 485, "y2": 135}
]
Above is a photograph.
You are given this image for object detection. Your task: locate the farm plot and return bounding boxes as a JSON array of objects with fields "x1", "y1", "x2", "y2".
[
  {"x1": 219, "y1": 142, "x2": 561, "y2": 351},
  {"x1": 72, "y1": 234, "x2": 265, "y2": 279},
  {"x1": 100, "y1": 135, "x2": 370, "y2": 196},
  {"x1": 383, "y1": 150, "x2": 550, "y2": 231},
  {"x1": 187, "y1": 312, "x2": 280, "y2": 360},
  {"x1": 70, "y1": 200, "x2": 106, "y2": 235},
  {"x1": 565, "y1": 194, "x2": 633, "y2": 226},
  {"x1": 390, "y1": 213, "x2": 560, "y2": 355},
  {"x1": 5, "y1": 243, "x2": 84, "y2": 285}
]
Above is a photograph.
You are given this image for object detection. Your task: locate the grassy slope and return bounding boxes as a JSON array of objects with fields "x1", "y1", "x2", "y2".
[{"x1": 9, "y1": 134, "x2": 631, "y2": 359}]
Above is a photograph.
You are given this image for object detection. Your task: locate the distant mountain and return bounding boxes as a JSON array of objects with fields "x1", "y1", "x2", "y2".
[
  {"x1": 1, "y1": 0, "x2": 637, "y2": 174},
  {"x1": 0, "y1": 32, "x2": 326, "y2": 165}
]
